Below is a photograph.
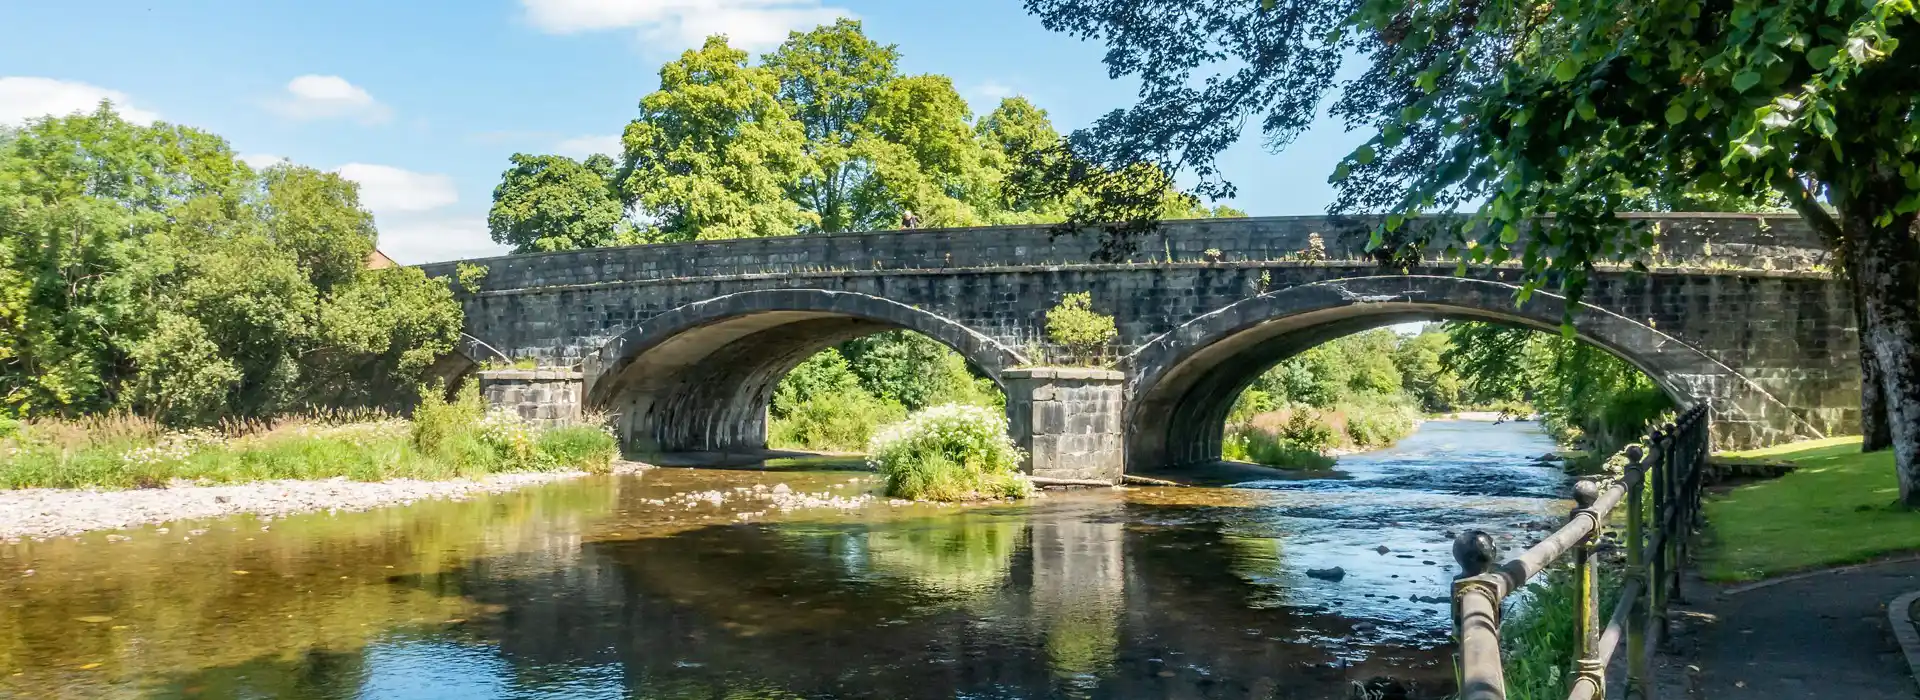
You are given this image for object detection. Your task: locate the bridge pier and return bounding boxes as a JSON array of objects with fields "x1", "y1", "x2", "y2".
[
  {"x1": 1003, "y1": 368, "x2": 1128, "y2": 484},
  {"x1": 476, "y1": 369, "x2": 583, "y2": 428}
]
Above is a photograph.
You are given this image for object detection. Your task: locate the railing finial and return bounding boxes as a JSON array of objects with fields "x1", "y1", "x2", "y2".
[
  {"x1": 1452, "y1": 530, "x2": 1501, "y2": 578},
  {"x1": 1573, "y1": 479, "x2": 1601, "y2": 509}
]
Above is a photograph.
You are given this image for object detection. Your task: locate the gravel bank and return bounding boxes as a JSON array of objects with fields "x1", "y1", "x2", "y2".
[{"x1": 0, "y1": 464, "x2": 648, "y2": 542}]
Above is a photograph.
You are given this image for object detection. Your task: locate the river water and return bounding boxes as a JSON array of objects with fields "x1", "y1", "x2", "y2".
[{"x1": 0, "y1": 420, "x2": 1568, "y2": 700}]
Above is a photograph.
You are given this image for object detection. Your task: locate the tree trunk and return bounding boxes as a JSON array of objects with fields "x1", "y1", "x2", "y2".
[
  {"x1": 1853, "y1": 269, "x2": 1894, "y2": 452},
  {"x1": 1848, "y1": 211, "x2": 1920, "y2": 506}
]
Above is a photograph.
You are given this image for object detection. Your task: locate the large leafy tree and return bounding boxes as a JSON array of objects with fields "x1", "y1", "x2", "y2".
[
  {"x1": 0, "y1": 104, "x2": 462, "y2": 423},
  {"x1": 621, "y1": 36, "x2": 818, "y2": 242},
  {"x1": 764, "y1": 19, "x2": 904, "y2": 233},
  {"x1": 488, "y1": 153, "x2": 635, "y2": 253},
  {"x1": 1025, "y1": 0, "x2": 1920, "y2": 503}
]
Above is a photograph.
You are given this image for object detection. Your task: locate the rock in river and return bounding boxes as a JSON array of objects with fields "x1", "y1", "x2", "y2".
[{"x1": 1305, "y1": 566, "x2": 1346, "y2": 582}]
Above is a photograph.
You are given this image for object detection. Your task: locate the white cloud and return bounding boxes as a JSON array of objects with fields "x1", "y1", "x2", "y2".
[
  {"x1": 238, "y1": 153, "x2": 286, "y2": 169},
  {"x1": 375, "y1": 216, "x2": 509, "y2": 265},
  {"x1": 0, "y1": 77, "x2": 158, "y2": 126},
  {"x1": 520, "y1": 0, "x2": 852, "y2": 51},
  {"x1": 971, "y1": 81, "x2": 1014, "y2": 102},
  {"x1": 556, "y1": 134, "x2": 622, "y2": 159},
  {"x1": 265, "y1": 75, "x2": 391, "y2": 124},
  {"x1": 334, "y1": 163, "x2": 458, "y2": 215}
]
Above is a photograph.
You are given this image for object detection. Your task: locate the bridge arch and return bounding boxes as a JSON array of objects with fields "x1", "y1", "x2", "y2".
[
  {"x1": 1122, "y1": 276, "x2": 1821, "y2": 469},
  {"x1": 584, "y1": 289, "x2": 1025, "y2": 454}
]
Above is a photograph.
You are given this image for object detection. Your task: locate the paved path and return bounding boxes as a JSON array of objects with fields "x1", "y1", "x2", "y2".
[{"x1": 1653, "y1": 559, "x2": 1920, "y2": 699}]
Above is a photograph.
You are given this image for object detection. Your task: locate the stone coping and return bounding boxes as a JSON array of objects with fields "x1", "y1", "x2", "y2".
[
  {"x1": 476, "y1": 369, "x2": 583, "y2": 381},
  {"x1": 1003, "y1": 367, "x2": 1125, "y2": 381},
  {"x1": 1888, "y1": 589, "x2": 1920, "y2": 687}
]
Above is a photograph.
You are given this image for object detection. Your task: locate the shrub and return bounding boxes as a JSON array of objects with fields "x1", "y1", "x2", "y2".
[
  {"x1": 1222, "y1": 424, "x2": 1334, "y2": 470},
  {"x1": 1279, "y1": 408, "x2": 1336, "y2": 450},
  {"x1": 769, "y1": 390, "x2": 907, "y2": 452},
  {"x1": 412, "y1": 382, "x2": 485, "y2": 456},
  {"x1": 1045, "y1": 292, "x2": 1117, "y2": 365},
  {"x1": 868, "y1": 403, "x2": 1028, "y2": 501},
  {"x1": 1341, "y1": 392, "x2": 1420, "y2": 448}
]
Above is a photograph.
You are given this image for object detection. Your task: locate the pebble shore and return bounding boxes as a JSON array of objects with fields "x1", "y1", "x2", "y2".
[{"x1": 0, "y1": 464, "x2": 648, "y2": 542}]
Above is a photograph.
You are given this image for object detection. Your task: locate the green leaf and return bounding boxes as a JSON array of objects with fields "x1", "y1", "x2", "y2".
[
  {"x1": 1554, "y1": 60, "x2": 1579, "y2": 82},
  {"x1": 1732, "y1": 71, "x2": 1762, "y2": 92},
  {"x1": 1500, "y1": 224, "x2": 1520, "y2": 243},
  {"x1": 1665, "y1": 102, "x2": 1688, "y2": 125},
  {"x1": 1807, "y1": 45, "x2": 1838, "y2": 69},
  {"x1": 1354, "y1": 145, "x2": 1377, "y2": 165},
  {"x1": 1331, "y1": 162, "x2": 1352, "y2": 182}
]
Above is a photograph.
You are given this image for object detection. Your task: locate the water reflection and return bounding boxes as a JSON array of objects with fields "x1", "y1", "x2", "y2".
[{"x1": 0, "y1": 420, "x2": 1564, "y2": 700}]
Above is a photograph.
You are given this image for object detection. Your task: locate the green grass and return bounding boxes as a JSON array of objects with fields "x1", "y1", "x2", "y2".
[
  {"x1": 1699, "y1": 436, "x2": 1917, "y2": 582},
  {"x1": 0, "y1": 387, "x2": 618, "y2": 490},
  {"x1": 1221, "y1": 425, "x2": 1335, "y2": 470}
]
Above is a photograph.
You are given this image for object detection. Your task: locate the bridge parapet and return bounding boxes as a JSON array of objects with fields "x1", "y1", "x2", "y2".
[{"x1": 420, "y1": 214, "x2": 1827, "y2": 296}]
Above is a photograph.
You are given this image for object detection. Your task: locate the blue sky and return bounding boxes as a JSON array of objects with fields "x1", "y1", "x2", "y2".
[{"x1": 0, "y1": 0, "x2": 1370, "y2": 264}]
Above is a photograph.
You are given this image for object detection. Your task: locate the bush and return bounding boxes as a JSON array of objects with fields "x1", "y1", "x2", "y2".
[
  {"x1": 768, "y1": 390, "x2": 908, "y2": 452},
  {"x1": 868, "y1": 403, "x2": 1029, "y2": 501},
  {"x1": 1045, "y1": 292, "x2": 1117, "y2": 365},
  {"x1": 1222, "y1": 424, "x2": 1334, "y2": 470},
  {"x1": 1341, "y1": 392, "x2": 1420, "y2": 448},
  {"x1": 1279, "y1": 408, "x2": 1336, "y2": 450}
]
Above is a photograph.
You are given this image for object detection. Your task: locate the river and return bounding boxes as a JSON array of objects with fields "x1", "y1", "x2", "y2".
[{"x1": 0, "y1": 419, "x2": 1569, "y2": 699}]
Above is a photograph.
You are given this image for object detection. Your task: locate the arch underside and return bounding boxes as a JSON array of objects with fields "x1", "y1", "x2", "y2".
[
  {"x1": 585, "y1": 290, "x2": 1022, "y2": 456},
  {"x1": 1123, "y1": 276, "x2": 1823, "y2": 470}
]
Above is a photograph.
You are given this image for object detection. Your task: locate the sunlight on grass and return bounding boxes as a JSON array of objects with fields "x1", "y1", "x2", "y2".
[{"x1": 1700, "y1": 436, "x2": 1920, "y2": 582}]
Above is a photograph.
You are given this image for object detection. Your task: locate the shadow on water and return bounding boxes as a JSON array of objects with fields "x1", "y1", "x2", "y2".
[{"x1": 0, "y1": 420, "x2": 1566, "y2": 700}]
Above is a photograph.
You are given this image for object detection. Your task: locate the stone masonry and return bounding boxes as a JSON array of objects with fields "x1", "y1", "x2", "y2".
[
  {"x1": 417, "y1": 214, "x2": 1857, "y2": 470},
  {"x1": 1003, "y1": 368, "x2": 1127, "y2": 483},
  {"x1": 476, "y1": 370, "x2": 583, "y2": 428}
]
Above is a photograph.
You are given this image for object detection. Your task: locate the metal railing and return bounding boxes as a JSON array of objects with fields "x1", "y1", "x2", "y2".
[{"x1": 1450, "y1": 404, "x2": 1710, "y2": 700}]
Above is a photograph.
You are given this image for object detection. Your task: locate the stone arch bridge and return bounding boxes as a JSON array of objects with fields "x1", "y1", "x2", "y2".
[{"x1": 420, "y1": 214, "x2": 1858, "y2": 482}]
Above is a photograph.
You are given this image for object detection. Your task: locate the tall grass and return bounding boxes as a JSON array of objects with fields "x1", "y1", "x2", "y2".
[
  {"x1": 1221, "y1": 425, "x2": 1335, "y2": 469},
  {"x1": 1496, "y1": 564, "x2": 1623, "y2": 699},
  {"x1": 0, "y1": 385, "x2": 615, "y2": 490}
]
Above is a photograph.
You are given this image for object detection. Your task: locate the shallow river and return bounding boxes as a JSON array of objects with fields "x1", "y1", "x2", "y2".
[{"x1": 0, "y1": 420, "x2": 1568, "y2": 699}]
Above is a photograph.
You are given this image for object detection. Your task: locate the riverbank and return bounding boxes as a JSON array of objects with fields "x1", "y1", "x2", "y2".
[
  {"x1": 0, "y1": 462, "x2": 653, "y2": 541},
  {"x1": 1699, "y1": 436, "x2": 1917, "y2": 581}
]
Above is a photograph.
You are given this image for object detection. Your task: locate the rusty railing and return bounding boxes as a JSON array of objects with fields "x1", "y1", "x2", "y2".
[{"x1": 1450, "y1": 404, "x2": 1711, "y2": 700}]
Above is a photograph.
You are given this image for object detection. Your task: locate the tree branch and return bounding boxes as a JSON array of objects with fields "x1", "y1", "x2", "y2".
[{"x1": 1776, "y1": 171, "x2": 1843, "y2": 249}]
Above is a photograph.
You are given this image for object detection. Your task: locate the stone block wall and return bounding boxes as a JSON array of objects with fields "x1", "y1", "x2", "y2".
[
  {"x1": 477, "y1": 370, "x2": 583, "y2": 427},
  {"x1": 1004, "y1": 368, "x2": 1126, "y2": 483},
  {"x1": 416, "y1": 214, "x2": 1857, "y2": 464}
]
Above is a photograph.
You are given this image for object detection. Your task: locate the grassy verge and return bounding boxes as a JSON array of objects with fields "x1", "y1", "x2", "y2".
[
  {"x1": 0, "y1": 386, "x2": 617, "y2": 490},
  {"x1": 1698, "y1": 436, "x2": 1916, "y2": 582}
]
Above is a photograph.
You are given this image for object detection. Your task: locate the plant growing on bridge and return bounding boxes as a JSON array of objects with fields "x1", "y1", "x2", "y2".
[
  {"x1": 1044, "y1": 292, "x2": 1117, "y2": 365},
  {"x1": 867, "y1": 403, "x2": 1028, "y2": 501},
  {"x1": 1022, "y1": 0, "x2": 1920, "y2": 503}
]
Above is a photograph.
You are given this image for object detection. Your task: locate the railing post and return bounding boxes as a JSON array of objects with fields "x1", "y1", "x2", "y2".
[
  {"x1": 1452, "y1": 530, "x2": 1506, "y2": 700},
  {"x1": 1661, "y1": 421, "x2": 1682, "y2": 615},
  {"x1": 1570, "y1": 480, "x2": 1605, "y2": 696},
  {"x1": 1624, "y1": 443, "x2": 1651, "y2": 700}
]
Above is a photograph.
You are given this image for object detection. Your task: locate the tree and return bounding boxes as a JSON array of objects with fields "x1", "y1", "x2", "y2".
[
  {"x1": 764, "y1": 19, "x2": 903, "y2": 233},
  {"x1": 620, "y1": 36, "x2": 817, "y2": 242},
  {"x1": 1024, "y1": 0, "x2": 1920, "y2": 503},
  {"x1": 0, "y1": 104, "x2": 463, "y2": 423},
  {"x1": 488, "y1": 153, "x2": 634, "y2": 253}
]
